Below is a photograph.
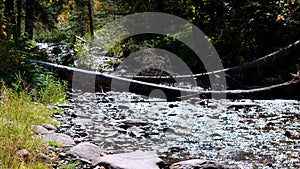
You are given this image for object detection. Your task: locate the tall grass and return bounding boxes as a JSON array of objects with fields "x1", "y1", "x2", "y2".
[{"x1": 0, "y1": 73, "x2": 67, "y2": 168}]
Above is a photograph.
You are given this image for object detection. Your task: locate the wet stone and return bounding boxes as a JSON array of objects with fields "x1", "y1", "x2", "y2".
[
  {"x1": 170, "y1": 159, "x2": 233, "y2": 169},
  {"x1": 128, "y1": 126, "x2": 144, "y2": 138}
]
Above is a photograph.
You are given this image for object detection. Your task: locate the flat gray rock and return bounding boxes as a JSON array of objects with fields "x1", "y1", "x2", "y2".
[
  {"x1": 170, "y1": 159, "x2": 233, "y2": 169},
  {"x1": 67, "y1": 142, "x2": 105, "y2": 164},
  {"x1": 95, "y1": 151, "x2": 163, "y2": 169},
  {"x1": 42, "y1": 133, "x2": 75, "y2": 147}
]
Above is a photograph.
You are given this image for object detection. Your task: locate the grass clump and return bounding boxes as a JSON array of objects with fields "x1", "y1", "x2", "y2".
[
  {"x1": 58, "y1": 162, "x2": 79, "y2": 169},
  {"x1": 0, "y1": 73, "x2": 67, "y2": 168},
  {"x1": 47, "y1": 140, "x2": 63, "y2": 148}
]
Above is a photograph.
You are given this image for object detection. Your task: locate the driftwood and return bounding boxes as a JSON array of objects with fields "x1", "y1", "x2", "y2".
[{"x1": 26, "y1": 59, "x2": 300, "y2": 100}]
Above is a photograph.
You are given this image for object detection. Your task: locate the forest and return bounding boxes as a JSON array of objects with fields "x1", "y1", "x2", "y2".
[
  {"x1": 1, "y1": 0, "x2": 300, "y2": 93},
  {"x1": 1, "y1": 0, "x2": 300, "y2": 169}
]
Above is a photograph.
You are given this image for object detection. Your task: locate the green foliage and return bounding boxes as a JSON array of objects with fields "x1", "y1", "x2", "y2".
[
  {"x1": 47, "y1": 140, "x2": 63, "y2": 147},
  {"x1": 38, "y1": 74, "x2": 67, "y2": 105},
  {"x1": 58, "y1": 162, "x2": 79, "y2": 169},
  {"x1": 0, "y1": 83, "x2": 52, "y2": 169}
]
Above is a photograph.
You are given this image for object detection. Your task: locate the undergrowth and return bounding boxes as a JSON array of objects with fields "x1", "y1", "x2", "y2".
[{"x1": 0, "y1": 73, "x2": 67, "y2": 169}]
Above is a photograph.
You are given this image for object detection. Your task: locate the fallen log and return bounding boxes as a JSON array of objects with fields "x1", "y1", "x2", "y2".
[
  {"x1": 26, "y1": 59, "x2": 300, "y2": 100},
  {"x1": 26, "y1": 59, "x2": 198, "y2": 101}
]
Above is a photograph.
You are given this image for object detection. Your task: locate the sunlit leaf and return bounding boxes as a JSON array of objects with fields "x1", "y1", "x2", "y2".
[
  {"x1": 276, "y1": 14, "x2": 285, "y2": 21},
  {"x1": 3, "y1": 31, "x2": 7, "y2": 37}
]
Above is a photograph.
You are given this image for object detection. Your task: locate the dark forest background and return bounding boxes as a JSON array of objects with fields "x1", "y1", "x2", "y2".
[{"x1": 1, "y1": 0, "x2": 300, "y2": 96}]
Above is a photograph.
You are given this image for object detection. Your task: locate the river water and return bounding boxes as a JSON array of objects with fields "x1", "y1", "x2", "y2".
[
  {"x1": 35, "y1": 43, "x2": 300, "y2": 168},
  {"x1": 67, "y1": 90, "x2": 300, "y2": 169}
]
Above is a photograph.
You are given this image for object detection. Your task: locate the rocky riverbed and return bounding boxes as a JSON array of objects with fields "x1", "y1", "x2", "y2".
[{"x1": 33, "y1": 89, "x2": 300, "y2": 169}]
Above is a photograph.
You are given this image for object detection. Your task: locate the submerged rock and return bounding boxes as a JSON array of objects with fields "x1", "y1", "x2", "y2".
[{"x1": 170, "y1": 159, "x2": 233, "y2": 169}]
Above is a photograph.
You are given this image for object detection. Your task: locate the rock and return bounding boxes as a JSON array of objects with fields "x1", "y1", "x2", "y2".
[
  {"x1": 189, "y1": 97, "x2": 202, "y2": 105},
  {"x1": 128, "y1": 126, "x2": 144, "y2": 138},
  {"x1": 58, "y1": 104, "x2": 74, "y2": 108},
  {"x1": 95, "y1": 151, "x2": 163, "y2": 168},
  {"x1": 226, "y1": 101, "x2": 259, "y2": 110},
  {"x1": 67, "y1": 142, "x2": 105, "y2": 164},
  {"x1": 170, "y1": 159, "x2": 233, "y2": 169},
  {"x1": 169, "y1": 104, "x2": 179, "y2": 108},
  {"x1": 42, "y1": 133, "x2": 75, "y2": 147},
  {"x1": 33, "y1": 125, "x2": 50, "y2": 134},
  {"x1": 43, "y1": 124, "x2": 57, "y2": 131},
  {"x1": 16, "y1": 149, "x2": 30, "y2": 161},
  {"x1": 284, "y1": 131, "x2": 292, "y2": 138},
  {"x1": 118, "y1": 105, "x2": 129, "y2": 109},
  {"x1": 34, "y1": 153, "x2": 51, "y2": 162},
  {"x1": 125, "y1": 118, "x2": 148, "y2": 126}
]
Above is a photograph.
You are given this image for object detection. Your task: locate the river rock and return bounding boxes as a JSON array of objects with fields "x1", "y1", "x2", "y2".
[
  {"x1": 226, "y1": 101, "x2": 259, "y2": 110},
  {"x1": 42, "y1": 133, "x2": 75, "y2": 147},
  {"x1": 170, "y1": 159, "x2": 233, "y2": 169},
  {"x1": 128, "y1": 126, "x2": 144, "y2": 138},
  {"x1": 43, "y1": 124, "x2": 57, "y2": 131},
  {"x1": 33, "y1": 125, "x2": 50, "y2": 134},
  {"x1": 34, "y1": 153, "x2": 51, "y2": 162},
  {"x1": 95, "y1": 151, "x2": 163, "y2": 168},
  {"x1": 67, "y1": 142, "x2": 105, "y2": 164},
  {"x1": 16, "y1": 149, "x2": 30, "y2": 161}
]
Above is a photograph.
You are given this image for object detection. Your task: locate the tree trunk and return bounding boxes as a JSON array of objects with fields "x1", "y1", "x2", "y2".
[
  {"x1": 4, "y1": 0, "x2": 15, "y2": 39},
  {"x1": 25, "y1": 0, "x2": 34, "y2": 39},
  {"x1": 87, "y1": 0, "x2": 94, "y2": 38},
  {"x1": 16, "y1": 0, "x2": 22, "y2": 40}
]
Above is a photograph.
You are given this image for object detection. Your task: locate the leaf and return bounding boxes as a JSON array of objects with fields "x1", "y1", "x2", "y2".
[{"x1": 276, "y1": 14, "x2": 285, "y2": 21}]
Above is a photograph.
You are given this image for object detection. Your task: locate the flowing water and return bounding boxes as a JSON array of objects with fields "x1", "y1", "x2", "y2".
[{"x1": 67, "y1": 90, "x2": 300, "y2": 168}]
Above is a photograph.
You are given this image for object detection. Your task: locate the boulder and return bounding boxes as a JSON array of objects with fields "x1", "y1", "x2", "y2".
[
  {"x1": 96, "y1": 151, "x2": 163, "y2": 169},
  {"x1": 42, "y1": 133, "x2": 75, "y2": 147},
  {"x1": 67, "y1": 142, "x2": 105, "y2": 164}
]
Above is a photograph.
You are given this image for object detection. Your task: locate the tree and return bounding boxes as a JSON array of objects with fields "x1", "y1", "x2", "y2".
[{"x1": 25, "y1": 0, "x2": 34, "y2": 39}]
